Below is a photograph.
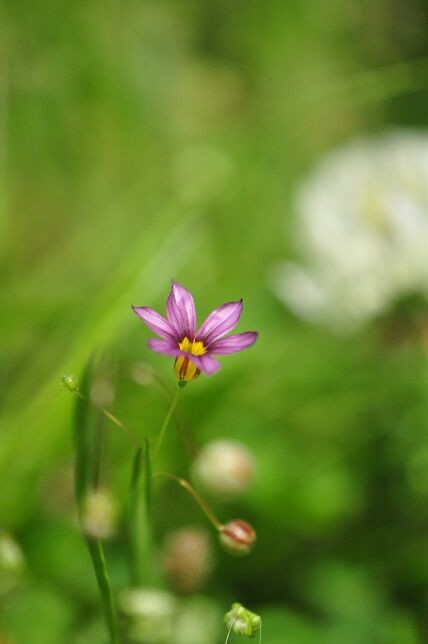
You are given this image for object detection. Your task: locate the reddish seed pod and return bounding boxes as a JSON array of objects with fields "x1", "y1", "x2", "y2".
[{"x1": 219, "y1": 520, "x2": 256, "y2": 556}]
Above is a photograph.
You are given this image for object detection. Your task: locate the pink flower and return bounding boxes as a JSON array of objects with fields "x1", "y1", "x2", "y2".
[{"x1": 132, "y1": 282, "x2": 258, "y2": 382}]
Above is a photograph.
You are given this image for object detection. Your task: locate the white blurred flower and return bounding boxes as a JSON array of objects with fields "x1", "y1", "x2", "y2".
[
  {"x1": 272, "y1": 131, "x2": 428, "y2": 331},
  {"x1": 192, "y1": 440, "x2": 255, "y2": 498},
  {"x1": 119, "y1": 587, "x2": 177, "y2": 643}
]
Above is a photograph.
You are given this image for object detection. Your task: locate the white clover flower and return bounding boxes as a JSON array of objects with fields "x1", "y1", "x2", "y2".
[{"x1": 272, "y1": 131, "x2": 428, "y2": 332}]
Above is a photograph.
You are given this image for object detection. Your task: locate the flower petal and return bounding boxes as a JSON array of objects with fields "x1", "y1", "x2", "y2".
[
  {"x1": 147, "y1": 338, "x2": 181, "y2": 356},
  {"x1": 197, "y1": 300, "x2": 243, "y2": 345},
  {"x1": 132, "y1": 306, "x2": 177, "y2": 340},
  {"x1": 209, "y1": 331, "x2": 258, "y2": 355},
  {"x1": 190, "y1": 354, "x2": 221, "y2": 375},
  {"x1": 166, "y1": 281, "x2": 196, "y2": 339}
]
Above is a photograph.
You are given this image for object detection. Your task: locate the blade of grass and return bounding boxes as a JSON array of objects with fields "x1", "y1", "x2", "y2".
[{"x1": 128, "y1": 438, "x2": 158, "y2": 586}]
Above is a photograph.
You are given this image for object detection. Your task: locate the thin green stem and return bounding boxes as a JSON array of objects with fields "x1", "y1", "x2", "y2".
[
  {"x1": 85, "y1": 537, "x2": 120, "y2": 644},
  {"x1": 154, "y1": 385, "x2": 181, "y2": 459},
  {"x1": 225, "y1": 616, "x2": 237, "y2": 644},
  {"x1": 154, "y1": 472, "x2": 223, "y2": 531},
  {"x1": 128, "y1": 364, "x2": 198, "y2": 458},
  {"x1": 75, "y1": 391, "x2": 141, "y2": 448}
]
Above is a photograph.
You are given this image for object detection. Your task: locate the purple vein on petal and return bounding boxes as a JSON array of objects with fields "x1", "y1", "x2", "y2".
[
  {"x1": 147, "y1": 338, "x2": 182, "y2": 356},
  {"x1": 132, "y1": 306, "x2": 177, "y2": 340},
  {"x1": 166, "y1": 281, "x2": 196, "y2": 339},
  {"x1": 197, "y1": 300, "x2": 243, "y2": 345},
  {"x1": 209, "y1": 331, "x2": 258, "y2": 355}
]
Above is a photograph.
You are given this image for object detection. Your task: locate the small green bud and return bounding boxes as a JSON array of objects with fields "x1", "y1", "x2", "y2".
[
  {"x1": 61, "y1": 374, "x2": 79, "y2": 392},
  {"x1": 224, "y1": 603, "x2": 261, "y2": 638}
]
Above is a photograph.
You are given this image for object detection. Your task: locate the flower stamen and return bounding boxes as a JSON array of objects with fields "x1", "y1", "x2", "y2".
[{"x1": 174, "y1": 337, "x2": 207, "y2": 382}]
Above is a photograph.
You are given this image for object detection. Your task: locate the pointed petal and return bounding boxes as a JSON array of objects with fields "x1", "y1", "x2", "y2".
[
  {"x1": 147, "y1": 338, "x2": 181, "y2": 356},
  {"x1": 210, "y1": 331, "x2": 258, "y2": 355},
  {"x1": 132, "y1": 306, "x2": 177, "y2": 340},
  {"x1": 197, "y1": 300, "x2": 243, "y2": 345},
  {"x1": 190, "y1": 354, "x2": 221, "y2": 375},
  {"x1": 166, "y1": 281, "x2": 196, "y2": 338}
]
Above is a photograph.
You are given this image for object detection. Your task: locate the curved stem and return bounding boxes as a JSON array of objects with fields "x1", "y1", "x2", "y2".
[
  {"x1": 75, "y1": 391, "x2": 141, "y2": 448},
  {"x1": 154, "y1": 385, "x2": 180, "y2": 459},
  {"x1": 154, "y1": 472, "x2": 224, "y2": 531}
]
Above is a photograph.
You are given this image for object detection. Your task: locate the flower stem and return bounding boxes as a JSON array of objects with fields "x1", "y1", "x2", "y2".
[
  {"x1": 153, "y1": 385, "x2": 181, "y2": 459},
  {"x1": 129, "y1": 364, "x2": 199, "y2": 458},
  {"x1": 225, "y1": 616, "x2": 237, "y2": 644},
  {"x1": 75, "y1": 391, "x2": 141, "y2": 448},
  {"x1": 153, "y1": 472, "x2": 224, "y2": 531}
]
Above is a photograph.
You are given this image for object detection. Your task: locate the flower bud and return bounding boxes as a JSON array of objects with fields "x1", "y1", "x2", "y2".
[
  {"x1": 119, "y1": 587, "x2": 177, "y2": 643},
  {"x1": 61, "y1": 374, "x2": 79, "y2": 392},
  {"x1": 224, "y1": 603, "x2": 261, "y2": 637},
  {"x1": 163, "y1": 527, "x2": 213, "y2": 594},
  {"x1": 80, "y1": 488, "x2": 117, "y2": 539},
  {"x1": 219, "y1": 520, "x2": 256, "y2": 556},
  {"x1": 192, "y1": 440, "x2": 254, "y2": 498}
]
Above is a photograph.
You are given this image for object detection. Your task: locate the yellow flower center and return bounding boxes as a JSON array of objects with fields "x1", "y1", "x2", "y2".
[{"x1": 174, "y1": 337, "x2": 206, "y2": 382}]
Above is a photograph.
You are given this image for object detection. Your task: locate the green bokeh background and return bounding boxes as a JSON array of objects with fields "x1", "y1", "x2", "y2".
[{"x1": 1, "y1": 1, "x2": 428, "y2": 642}]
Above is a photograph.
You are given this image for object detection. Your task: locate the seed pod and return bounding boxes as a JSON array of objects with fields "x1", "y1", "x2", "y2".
[
  {"x1": 224, "y1": 603, "x2": 261, "y2": 638},
  {"x1": 219, "y1": 520, "x2": 256, "y2": 556},
  {"x1": 192, "y1": 440, "x2": 254, "y2": 498}
]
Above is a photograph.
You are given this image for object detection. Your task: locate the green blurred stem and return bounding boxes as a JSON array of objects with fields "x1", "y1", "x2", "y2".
[
  {"x1": 75, "y1": 390, "x2": 140, "y2": 448},
  {"x1": 154, "y1": 385, "x2": 181, "y2": 459},
  {"x1": 128, "y1": 364, "x2": 198, "y2": 458},
  {"x1": 85, "y1": 536, "x2": 120, "y2": 644},
  {"x1": 154, "y1": 472, "x2": 223, "y2": 531}
]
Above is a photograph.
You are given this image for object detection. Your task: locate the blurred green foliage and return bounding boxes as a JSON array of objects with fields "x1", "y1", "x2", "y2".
[{"x1": 1, "y1": 0, "x2": 428, "y2": 642}]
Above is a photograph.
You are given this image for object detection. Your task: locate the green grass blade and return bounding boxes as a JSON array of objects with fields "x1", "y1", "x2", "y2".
[
  {"x1": 73, "y1": 359, "x2": 120, "y2": 644},
  {"x1": 85, "y1": 537, "x2": 120, "y2": 644},
  {"x1": 128, "y1": 438, "x2": 158, "y2": 586}
]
